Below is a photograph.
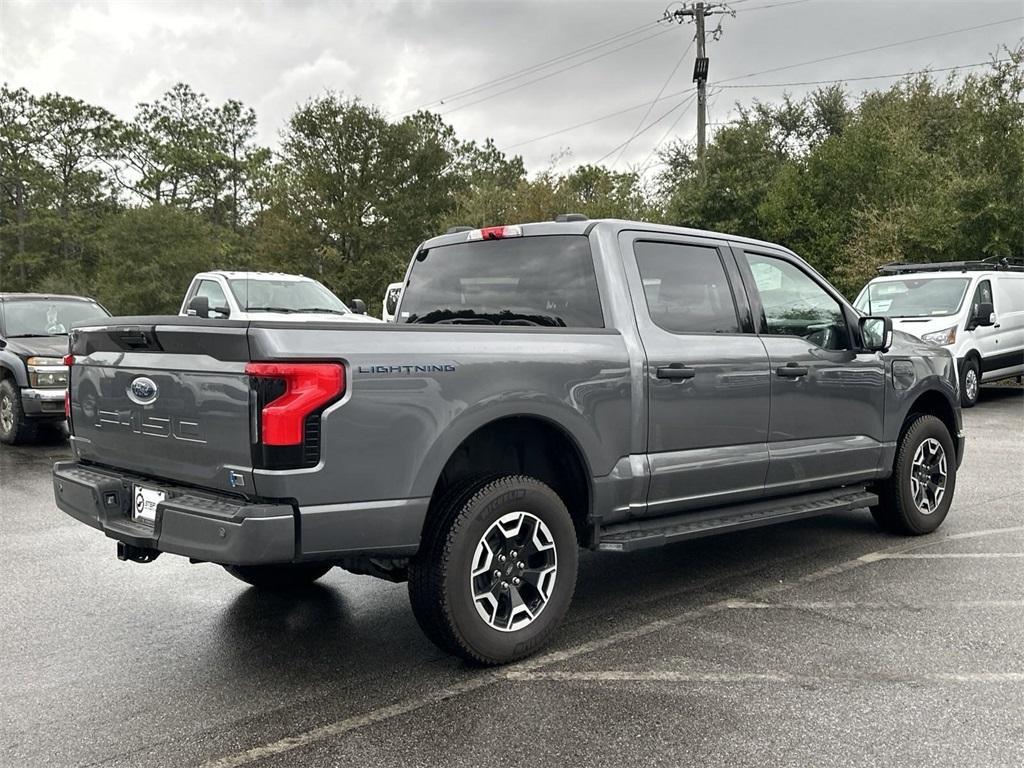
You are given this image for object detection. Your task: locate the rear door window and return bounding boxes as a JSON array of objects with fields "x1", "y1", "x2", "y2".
[
  {"x1": 633, "y1": 241, "x2": 740, "y2": 334},
  {"x1": 400, "y1": 235, "x2": 604, "y2": 328}
]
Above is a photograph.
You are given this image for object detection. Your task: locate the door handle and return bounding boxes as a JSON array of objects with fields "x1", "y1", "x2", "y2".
[
  {"x1": 657, "y1": 364, "x2": 696, "y2": 381},
  {"x1": 776, "y1": 363, "x2": 809, "y2": 378}
]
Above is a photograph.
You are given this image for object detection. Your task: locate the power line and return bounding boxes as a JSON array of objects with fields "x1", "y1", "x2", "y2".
[
  {"x1": 733, "y1": 0, "x2": 814, "y2": 12},
  {"x1": 717, "y1": 58, "x2": 1009, "y2": 88},
  {"x1": 437, "y1": 26, "x2": 675, "y2": 117},
  {"x1": 594, "y1": 91, "x2": 699, "y2": 165},
  {"x1": 504, "y1": 91, "x2": 687, "y2": 150},
  {"x1": 718, "y1": 16, "x2": 1024, "y2": 85},
  {"x1": 501, "y1": 20, "x2": 1014, "y2": 157},
  {"x1": 638, "y1": 89, "x2": 709, "y2": 175},
  {"x1": 396, "y1": 19, "x2": 662, "y2": 116},
  {"x1": 612, "y1": 37, "x2": 696, "y2": 167}
]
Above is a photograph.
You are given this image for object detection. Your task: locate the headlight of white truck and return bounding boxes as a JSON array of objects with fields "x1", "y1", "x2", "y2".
[
  {"x1": 921, "y1": 326, "x2": 957, "y2": 346},
  {"x1": 27, "y1": 357, "x2": 69, "y2": 388}
]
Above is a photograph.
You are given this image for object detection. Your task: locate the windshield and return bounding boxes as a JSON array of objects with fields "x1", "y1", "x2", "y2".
[
  {"x1": 227, "y1": 278, "x2": 349, "y2": 314},
  {"x1": 855, "y1": 277, "x2": 970, "y2": 318},
  {"x1": 399, "y1": 235, "x2": 604, "y2": 328},
  {"x1": 2, "y1": 299, "x2": 109, "y2": 336}
]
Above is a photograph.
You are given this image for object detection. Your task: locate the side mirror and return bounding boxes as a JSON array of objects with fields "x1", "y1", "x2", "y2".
[
  {"x1": 972, "y1": 301, "x2": 995, "y2": 328},
  {"x1": 210, "y1": 305, "x2": 231, "y2": 318},
  {"x1": 859, "y1": 316, "x2": 893, "y2": 353},
  {"x1": 350, "y1": 298, "x2": 366, "y2": 315},
  {"x1": 186, "y1": 295, "x2": 210, "y2": 318}
]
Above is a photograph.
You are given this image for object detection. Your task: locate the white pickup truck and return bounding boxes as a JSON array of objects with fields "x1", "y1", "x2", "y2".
[{"x1": 179, "y1": 271, "x2": 380, "y2": 324}]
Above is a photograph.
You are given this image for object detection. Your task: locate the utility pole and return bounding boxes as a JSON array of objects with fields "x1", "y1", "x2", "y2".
[
  {"x1": 664, "y1": 2, "x2": 733, "y2": 171},
  {"x1": 694, "y1": 3, "x2": 707, "y2": 162}
]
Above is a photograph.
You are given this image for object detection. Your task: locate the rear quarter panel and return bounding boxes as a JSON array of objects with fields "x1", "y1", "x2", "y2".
[{"x1": 248, "y1": 325, "x2": 633, "y2": 506}]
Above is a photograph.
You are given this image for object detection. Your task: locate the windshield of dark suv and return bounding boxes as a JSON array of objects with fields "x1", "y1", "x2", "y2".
[
  {"x1": 854, "y1": 277, "x2": 970, "y2": 318},
  {"x1": 2, "y1": 298, "x2": 109, "y2": 336},
  {"x1": 400, "y1": 235, "x2": 604, "y2": 328},
  {"x1": 227, "y1": 278, "x2": 350, "y2": 314}
]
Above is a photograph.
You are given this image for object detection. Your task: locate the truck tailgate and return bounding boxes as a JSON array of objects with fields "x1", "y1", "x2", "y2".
[{"x1": 68, "y1": 321, "x2": 254, "y2": 495}]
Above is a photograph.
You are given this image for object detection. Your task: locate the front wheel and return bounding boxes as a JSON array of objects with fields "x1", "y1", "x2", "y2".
[
  {"x1": 871, "y1": 414, "x2": 957, "y2": 535},
  {"x1": 222, "y1": 562, "x2": 333, "y2": 588},
  {"x1": 959, "y1": 357, "x2": 980, "y2": 408},
  {"x1": 408, "y1": 474, "x2": 578, "y2": 665},
  {"x1": 0, "y1": 379, "x2": 38, "y2": 445}
]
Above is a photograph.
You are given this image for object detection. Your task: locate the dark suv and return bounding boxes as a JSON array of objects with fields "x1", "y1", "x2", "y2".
[{"x1": 0, "y1": 293, "x2": 110, "y2": 444}]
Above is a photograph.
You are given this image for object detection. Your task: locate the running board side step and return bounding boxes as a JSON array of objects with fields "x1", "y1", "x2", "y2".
[{"x1": 597, "y1": 487, "x2": 878, "y2": 552}]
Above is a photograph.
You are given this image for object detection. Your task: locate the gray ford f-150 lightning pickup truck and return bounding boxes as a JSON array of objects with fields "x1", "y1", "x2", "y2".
[{"x1": 54, "y1": 218, "x2": 964, "y2": 664}]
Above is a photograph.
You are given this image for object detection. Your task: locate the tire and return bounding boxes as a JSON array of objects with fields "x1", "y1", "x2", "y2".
[
  {"x1": 408, "y1": 474, "x2": 578, "y2": 665},
  {"x1": 222, "y1": 562, "x2": 333, "y2": 588},
  {"x1": 959, "y1": 356, "x2": 980, "y2": 408},
  {"x1": 871, "y1": 414, "x2": 957, "y2": 536},
  {"x1": 0, "y1": 378, "x2": 38, "y2": 445}
]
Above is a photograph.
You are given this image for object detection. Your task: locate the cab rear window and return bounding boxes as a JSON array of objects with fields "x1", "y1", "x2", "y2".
[{"x1": 399, "y1": 235, "x2": 604, "y2": 328}]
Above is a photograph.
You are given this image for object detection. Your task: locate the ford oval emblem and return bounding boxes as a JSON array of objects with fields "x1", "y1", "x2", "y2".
[{"x1": 127, "y1": 376, "x2": 159, "y2": 406}]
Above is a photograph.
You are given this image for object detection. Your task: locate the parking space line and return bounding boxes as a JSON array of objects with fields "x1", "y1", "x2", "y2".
[
  {"x1": 723, "y1": 599, "x2": 1024, "y2": 610},
  {"x1": 859, "y1": 552, "x2": 1024, "y2": 562},
  {"x1": 506, "y1": 670, "x2": 789, "y2": 683},
  {"x1": 199, "y1": 523, "x2": 1024, "y2": 768},
  {"x1": 505, "y1": 670, "x2": 1024, "y2": 684}
]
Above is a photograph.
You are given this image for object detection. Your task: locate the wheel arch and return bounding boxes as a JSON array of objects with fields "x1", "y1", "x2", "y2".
[
  {"x1": 419, "y1": 413, "x2": 594, "y2": 545},
  {"x1": 0, "y1": 351, "x2": 28, "y2": 387},
  {"x1": 904, "y1": 388, "x2": 960, "y2": 463}
]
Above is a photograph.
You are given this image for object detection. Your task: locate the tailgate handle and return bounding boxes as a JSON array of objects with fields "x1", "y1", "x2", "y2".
[
  {"x1": 657, "y1": 364, "x2": 696, "y2": 381},
  {"x1": 112, "y1": 328, "x2": 158, "y2": 350}
]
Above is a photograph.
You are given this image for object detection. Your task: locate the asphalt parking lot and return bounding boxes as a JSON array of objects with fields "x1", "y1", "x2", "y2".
[{"x1": 2, "y1": 384, "x2": 1022, "y2": 768}]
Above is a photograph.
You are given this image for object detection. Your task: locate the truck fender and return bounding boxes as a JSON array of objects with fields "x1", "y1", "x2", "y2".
[
  {"x1": 0, "y1": 350, "x2": 29, "y2": 387},
  {"x1": 409, "y1": 401, "x2": 599, "y2": 501}
]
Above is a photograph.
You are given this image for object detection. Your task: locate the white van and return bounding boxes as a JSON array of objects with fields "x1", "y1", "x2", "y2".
[
  {"x1": 854, "y1": 261, "x2": 1024, "y2": 407},
  {"x1": 179, "y1": 271, "x2": 380, "y2": 324}
]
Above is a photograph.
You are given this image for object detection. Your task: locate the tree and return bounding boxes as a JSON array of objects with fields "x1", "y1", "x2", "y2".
[
  {"x1": 254, "y1": 95, "x2": 500, "y2": 305},
  {"x1": 33, "y1": 93, "x2": 116, "y2": 283},
  {"x1": 0, "y1": 85, "x2": 47, "y2": 287},
  {"x1": 93, "y1": 205, "x2": 236, "y2": 314}
]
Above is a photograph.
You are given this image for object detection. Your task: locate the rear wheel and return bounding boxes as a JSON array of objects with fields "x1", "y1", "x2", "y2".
[
  {"x1": 408, "y1": 474, "x2": 578, "y2": 665},
  {"x1": 0, "y1": 379, "x2": 38, "y2": 445},
  {"x1": 222, "y1": 562, "x2": 333, "y2": 588},
  {"x1": 959, "y1": 357, "x2": 980, "y2": 408},
  {"x1": 871, "y1": 414, "x2": 956, "y2": 535}
]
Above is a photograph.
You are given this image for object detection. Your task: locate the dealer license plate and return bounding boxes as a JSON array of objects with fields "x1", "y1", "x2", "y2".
[{"x1": 132, "y1": 484, "x2": 165, "y2": 523}]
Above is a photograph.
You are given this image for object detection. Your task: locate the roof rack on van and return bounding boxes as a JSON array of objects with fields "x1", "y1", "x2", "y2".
[{"x1": 878, "y1": 256, "x2": 1024, "y2": 275}]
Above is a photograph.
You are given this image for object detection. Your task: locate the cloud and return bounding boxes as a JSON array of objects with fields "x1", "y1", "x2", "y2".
[{"x1": 2, "y1": 0, "x2": 1019, "y2": 174}]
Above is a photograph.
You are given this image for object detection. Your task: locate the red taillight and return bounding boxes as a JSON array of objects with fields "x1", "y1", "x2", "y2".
[
  {"x1": 64, "y1": 390, "x2": 70, "y2": 419},
  {"x1": 467, "y1": 225, "x2": 523, "y2": 241},
  {"x1": 63, "y1": 354, "x2": 74, "y2": 366},
  {"x1": 245, "y1": 362, "x2": 344, "y2": 445}
]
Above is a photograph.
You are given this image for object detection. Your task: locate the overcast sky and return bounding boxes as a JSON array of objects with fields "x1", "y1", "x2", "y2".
[{"x1": 2, "y1": 0, "x2": 1021, "y2": 175}]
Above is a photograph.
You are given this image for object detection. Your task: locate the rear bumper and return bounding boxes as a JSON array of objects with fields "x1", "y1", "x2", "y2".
[
  {"x1": 53, "y1": 461, "x2": 295, "y2": 565},
  {"x1": 22, "y1": 387, "x2": 66, "y2": 419}
]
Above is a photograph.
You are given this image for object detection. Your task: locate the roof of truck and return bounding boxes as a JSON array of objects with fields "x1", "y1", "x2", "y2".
[
  {"x1": 867, "y1": 270, "x2": 1015, "y2": 283},
  {"x1": 417, "y1": 218, "x2": 799, "y2": 256},
  {"x1": 195, "y1": 271, "x2": 313, "y2": 281}
]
